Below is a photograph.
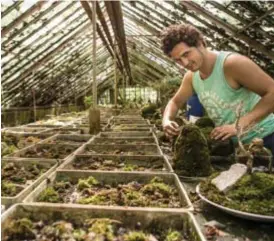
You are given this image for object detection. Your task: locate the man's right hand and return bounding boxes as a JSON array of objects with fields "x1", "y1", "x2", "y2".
[{"x1": 162, "y1": 119, "x2": 180, "y2": 138}]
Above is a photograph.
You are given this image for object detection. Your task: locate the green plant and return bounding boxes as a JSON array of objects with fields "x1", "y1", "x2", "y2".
[{"x1": 84, "y1": 96, "x2": 93, "y2": 108}]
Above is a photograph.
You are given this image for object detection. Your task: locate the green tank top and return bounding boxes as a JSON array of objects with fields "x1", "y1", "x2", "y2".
[{"x1": 192, "y1": 51, "x2": 274, "y2": 144}]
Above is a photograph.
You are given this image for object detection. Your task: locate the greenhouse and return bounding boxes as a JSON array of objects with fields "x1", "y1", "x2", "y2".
[{"x1": 1, "y1": 1, "x2": 274, "y2": 240}]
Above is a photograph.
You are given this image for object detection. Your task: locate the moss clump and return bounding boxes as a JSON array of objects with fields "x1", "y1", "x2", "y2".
[
  {"x1": 78, "y1": 194, "x2": 106, "y2": 205},
  {"x1": 124, "y1": 191, "x2": 148, "y2": 206},
  {"x1": 124, "y1": 231, "x2": 148, "y2": 241},
  {"x1": 200, "y1": 172, "x2": 274, "y2": 215},
  {"x1": 195, "y1": 117, "x2": 215, "y2": 128},
  {"x1": 87, "y1": 176, "x2": 99, "y2": 185},
  {"x1": 5, "y1": 218, "x2": 35, "y2": 240},
  {"x1": 1, "y1": 182, "x2": 22, "y2": 196},
  {"x1": 54, "y1": 181, "x2": 72, "y2": 193},
  {"x1": 165, "y1": 230, "x2": 182, "y2": 241},
  {"x1": 141, "y1": 177, "x2": 172, "y2": 197},
  {"x1": 86, "y1": 218, "x2": 118, "y2": 241},
  {"x1": 77, "y1": 176, "x2": 99, "y2": 191},
  {"x1": 72, "y1": 229, "x2": 86, "y2": 240},
  {"x1": 174, "y1": 124, "x2": 212, "y2": 177},
  {"x1": 122, "y1": 164, "x2": 139, "y2": 171},
  {"x1": 38, "y1": 187, "x2": 61, "y2": 203},
  {"x1": 141, "y1": 103, "x2": 157, "y2": 118},
  {"x1": 195, "y1": 117, "x2": 234, "y2": 156},
  {"x1": 1, "y1": 142, "x2": 18, "y2": 157},
  {"x1": 77, "y1": 179, "x2": 91, "y2": 191}
]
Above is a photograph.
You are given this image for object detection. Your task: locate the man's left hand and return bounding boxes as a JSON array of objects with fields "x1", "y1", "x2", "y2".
[{"x1": 211, "y1": 124, "x2": 237, "y2": 141}]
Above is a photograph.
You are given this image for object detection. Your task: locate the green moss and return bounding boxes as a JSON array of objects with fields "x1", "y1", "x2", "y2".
[
  {"x1": 174, "y1": 124, "x2": 212, "y2": 177},
  {"x1": 122, "y1": 164, "x2": 139, "y2": 171},
  {"x1": 141, "y1": 178, "x2": 172, "y2": 197},
  {"x1": 73, "y1": 228, "x2": 86, "y2": 240},
  {"x1": 141, "y1": 104, "x2": 157, "y2": 118},
  {"x1": 77, "y1": 194, "x2": 106, "y2": 205},
  {"x1": 86, "y1": 218, "x2": 115, "y2": 241},
  {"x1": 165, "y1": 230, "x2": 182, "y2": 241},
  {"x1": 200, "y1": 172, "x2": 274, "y2": 215},
  {"x1": 54, "y1": 181, "x2": 72, "y2": 192},
  {"x1": 1, "y1": 142, "x2": 18, "y2": 157},
  {"x1": 124, "y1": 231, "x2": 148, "y2": 241},
  {"x1": 5, "y1": 218, "x2": 35, "y2": 240},
  {"x1": 124, "y1": 191, "x2": 148, "y2": 206},
  {"x1": 2, "y1": 182, "x2": 19, "y2": 196},
  {"x1": 195, "y1": 117, "x2": 215, "y2": 128},
  {"x1": 87, "y1": 176, "x2": 99, "y2": 186},
  {"x1": 52, "y1": 221, "x2": 73, "y2": 235},
  {"x1": 38, "y1": 187, "x2": 61, "y2": 203},
  {"x1": 10, "y1": 176, "x2": 26, "y2": 183},
  {"x1": 77, "y1": 179, "x2": 91, "y2": 191},
  {"x1": 77, "y1": 176, "x2": 99, "y2": 191}
]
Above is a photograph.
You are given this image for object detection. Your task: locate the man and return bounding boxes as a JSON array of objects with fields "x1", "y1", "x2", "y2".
[{"x1": 161, "y1": 24, "x2": 274, "y2": 154}]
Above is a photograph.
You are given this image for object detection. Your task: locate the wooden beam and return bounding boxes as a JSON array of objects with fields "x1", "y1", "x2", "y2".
[
  {"x1": 2, "y1": 2, "x2": 77, "y2": 64},
  {"x1": 2, "y1": 1, "x2": 61, "y2": 47},
  {"x1": 3, "y1": 23, "x2": 91, "y2": 90},
  {"x1": 105, "y1": 1, "x2": 133, "y2": 84},
  {"x1": 80, "y1": 1, "x2": 123, "y2": 72},
  {"x1": 207, "y1": 1, "x2": 274, "y2": 42},
  {"x1": 181, "y1": 1, "x2": 274, "y2": 60},
  {"x1": 95, "y1": 2, "x2": 124, "y2": 72},
  {"x1": 217, "y1": 6, "x2": 274, "y2": 48},
  {"x1": 2, "y1": 15, "x2": 89, "y2": 82},
  {"x1": 1, "y1": 1, "x2": 47, "y2": 37}
]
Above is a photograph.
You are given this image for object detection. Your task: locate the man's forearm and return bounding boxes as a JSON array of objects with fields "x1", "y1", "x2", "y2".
[
  {"x1": 163, "y1": 100, "x2": 180, "y2": 122},
  {"x1": 239, "y1": 92, "x2": 274, "y2": 129}
]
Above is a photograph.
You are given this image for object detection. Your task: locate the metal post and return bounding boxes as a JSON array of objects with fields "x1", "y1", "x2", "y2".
[
  {"x1": 123, "y1": 73, "x2": 126, "y2": 101},
  {"x1": 32, "y1": 88, "x2": 36, "y2": 122},
  {"x1": 114, "y1": 42, "x2": 118, "y2": 107},
  {"x1": 92, "y1": 1, "x2": 97, "y2": 107}
]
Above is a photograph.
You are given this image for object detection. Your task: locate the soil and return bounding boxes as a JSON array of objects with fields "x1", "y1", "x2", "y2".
[
  {"x1": 45, "y1": 139, "x2": 87, "y2": 145},
  {"x1": 84, "y1": 146, "x2": 156, "y2": 156},
  {"x1": 1, "y1": 162, "x2": 49, "y2": 197},
  {"x1": 1, "y1": 135, "x2": 46, "y2": 157},
  {"x1": 69, "y1": 156, "x2": 166, "y2": 171},
  {"x1": 3, "y1": 217, "x2": 189, "y2": 241},
  {"x1": 18, "y1": 145, "x2": 78, "y2": 159},
  {"x1": 37, "y1": 176, "x2": 183, "y2": 208}
]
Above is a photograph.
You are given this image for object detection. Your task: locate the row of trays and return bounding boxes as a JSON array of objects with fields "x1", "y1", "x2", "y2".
[{"x1": 1, "y1": 115, "x2": 207, "y2": 240}]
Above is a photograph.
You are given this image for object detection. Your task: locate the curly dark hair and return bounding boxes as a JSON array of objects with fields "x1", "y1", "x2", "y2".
[{"x1": 161, "y1": 24, "x2": 206, "y2": 55}]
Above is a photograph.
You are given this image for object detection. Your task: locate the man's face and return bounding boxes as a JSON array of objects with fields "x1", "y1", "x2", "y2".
[{"x1": 169, "y1": 42, "x2": 204, "y2": 72}]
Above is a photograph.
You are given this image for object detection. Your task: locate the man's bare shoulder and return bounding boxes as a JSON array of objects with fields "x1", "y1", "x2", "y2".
[
  {"x1": 224, "y1": 54, "x2": 250, "y2": 71},
  {"x1": 183, "y1": 70, "x2": 193, "y2": 82}
]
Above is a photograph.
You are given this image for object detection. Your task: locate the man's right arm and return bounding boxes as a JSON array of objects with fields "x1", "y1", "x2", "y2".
[{"x1": 163, "y1": 71, "x2": 194, "y2": 137}]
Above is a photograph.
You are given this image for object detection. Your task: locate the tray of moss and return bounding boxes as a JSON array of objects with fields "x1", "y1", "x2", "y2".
[
  {"x1": 42, "y1": 134, "x2": 93, "y2": 145},
  {"x1": 1, "y1": 203, "x2": 206, "y2": 241},
  {"x1": 112, "y1": 120, "x2": 149, "y2": 125},
  {"x1": 1, "y1": 159, "x2": 58, "y2": 207},
  {"x1": 1, "y1": 133, "x2": 52, "y2": 157},
  {"x1": 82, "y1": 144, "x2": 162, "y2": 156},
  {"x1": 59, "y1": 154, "x2": 173, "y2": 172},
  {"x1": 44, "y1": 127, "x2": 89, "y2": 135},
  {"x1": 26, "y1": 124, "x2": 65, "y2": 128},
  {"x1": 91, "y1": 137, "x2": 156, "y2": 145},
  {"x1": 24, "y1": 170, "x2": 192, "y2": 210},
  {"x1": 112, "y1": 124, "x2": 155, "y2": 128},
  {"x1": 108, "y1": 127, "x2": 153, "y2": 132},
  {"x1": 2, "y1": 127, "x2": 48, "y2": 134},
  {"x1": 7, "y1": 143, "x2": 81, "y2": 160},
  {"x1": 196, "y1": 172, "x2": 274, "y2": 222},
  {"x1": 100, "y1": 131, "x2": 153, "y2": 137}
]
